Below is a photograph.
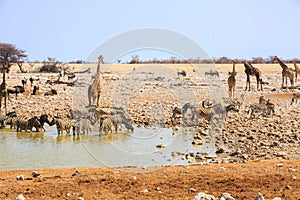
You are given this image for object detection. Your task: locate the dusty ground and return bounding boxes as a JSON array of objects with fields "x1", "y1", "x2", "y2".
[
  {"x1": 1, "y1": 160, "x2": 300, "y2": 199},
  {"x1": 1, "y1": 63, "x2": 300, "y2": 199}
]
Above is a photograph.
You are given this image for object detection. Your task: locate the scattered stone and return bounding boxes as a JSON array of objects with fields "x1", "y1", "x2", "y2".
[
  {"x1": 72, "y1": 170, "x2": 81, "y2": 176},
  {"x1": 131, "y1": 176, "x2": 137, "y2": 181},
  {"x1": 193, "y1": 192, "x2": 216, "y2": 200},
  {"x1": 32, "y1": 171, "x2": 41, "y2": 178},
  {"x1": 292, "y1": 176, "x2": 297, "y2": 180},
  {"x1": 285, "y1": 184, "x2": 291, "y2": 190},
  {"x1": 220, "y1": 192, "x2": 235, "y2": 200},
  {"x1": 155, "y1": 187, "x2": 161, "y2": 191},
  {"x1": 229, "y1": 151, "x2": 239, "y2": 156},
  {"x1": 16, "y1": 194, "x2": 26, "y2": 200},
  {"x1": 288, "y1": 167, "x2": 296, "y2": 172},
  {"x1": 66, "y1": 193, "x2": 72, "y2": 197},
  {"x1": 255, "y1": 192, "x2": 265, "y2": 200},
  {"x1": 139, "y1": 189, "x2": 149, "y2": 194},
  {"x1": 273, "y1": 198, "x2": 281, "y2": 200},
  {"x1": 78, "y1": 198, "x2": 84, "y2": 200},
  {"x1": 276, "y1": 163, "x2": 283, "y2": 167},
  {"x1": 216, "y1": 148, "x2": 225, "y2": 154},
  {"x1": 16, "y1": 175, "x2": 25, "y2": 181},
  {"x1": 220, "y1": 167, "x2": 226, "y2": 171},
  {"x1": 156, "y1": 144, "x2": 166, "y2": 148},
  {"x1": 188, "y1": 188, "x2": 196, "y2": 193}
]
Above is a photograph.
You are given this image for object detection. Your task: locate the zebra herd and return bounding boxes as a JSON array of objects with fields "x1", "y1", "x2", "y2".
[
  {"x1": 0, "y1": 106, "x2": 135, "y2": 136},
  {"x1": 171, "y1": 94, "x2": 280, "y2": 126}
]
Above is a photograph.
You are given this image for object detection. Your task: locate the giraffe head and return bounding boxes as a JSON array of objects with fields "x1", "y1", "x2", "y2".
[
  {"x1": 273, "y1": 56, "x2": 279, "y2": 63},
  {"x1": 98, "y1": 55, "x2": 104, "y2": 64},
  {"x1": 232, "y1": 59, "x2": 237, "y2": 64}
]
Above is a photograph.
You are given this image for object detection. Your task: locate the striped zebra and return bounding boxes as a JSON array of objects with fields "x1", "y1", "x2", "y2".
[
  {"x1": 291, "y1": 92, "x2": 300, "y2": 105},
  {"x1": 51, "y1": 118, "x2": 73, "y2": 135},
  {"x1": 99, "y1": 116, "x2": 117, "y2": 135},
  {"x1": 73, "y1": 117, "x2": 93, "y2": 135},
  {"x1": 248, "y1": 100, "x2": 275, "y2": 118},
  {"x1": 192, "y1": 100, "x2": 238, "y2": 123},
  {"x1": 16, "y1": 116, "x2": 41, "y2": 132}
]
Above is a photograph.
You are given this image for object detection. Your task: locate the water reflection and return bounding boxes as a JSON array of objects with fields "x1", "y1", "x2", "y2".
[{"x1": 0, "y1": 126, "x2": 215, "y2": 170}]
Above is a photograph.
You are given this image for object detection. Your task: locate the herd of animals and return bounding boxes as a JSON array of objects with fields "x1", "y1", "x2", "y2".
[
  {"x1": 170, "y1": 55, "x2": 300, "y2": 127},
  {"x1": 0, "y1": 55, "x2": 300, "y2": 136}
]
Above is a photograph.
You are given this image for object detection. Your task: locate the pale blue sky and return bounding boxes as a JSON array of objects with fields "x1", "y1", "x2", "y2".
[{"x1": 0, "y1": 0, "x2": 299, "y2": 62}]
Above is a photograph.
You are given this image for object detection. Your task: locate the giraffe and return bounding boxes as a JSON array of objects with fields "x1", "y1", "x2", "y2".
[
  {"x1": 243, "y1": 61, "x2": 262, "y2": 91},
  {"x1": 0, "y1": 70, "x2": 7, "y2": 114},
  {"x1": 88, "y1": 55, "x2": 104, "y2": 107},
  {"x1": 273, "y1": 56, "x2": 294, "y2": 89},
  {"x1": 292, "y1": 60, "x2": 300, "y2": 82},
  {"x1": 228, "y1": 60, "x2": 237, "y2": 98}
]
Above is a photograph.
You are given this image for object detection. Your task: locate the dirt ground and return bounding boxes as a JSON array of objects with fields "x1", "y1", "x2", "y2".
[{"x1": 0, "y1": 160, "x2": 299, "y2": 199}]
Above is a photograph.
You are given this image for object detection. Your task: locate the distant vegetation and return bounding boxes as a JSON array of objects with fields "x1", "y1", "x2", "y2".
[{"x1": 126, "y1": 55, "x2": 300, "y2": 64}]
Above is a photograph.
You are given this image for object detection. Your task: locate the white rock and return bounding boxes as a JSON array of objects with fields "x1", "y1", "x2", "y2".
[
  {"x1": 16, "y1": 175, "x2": 25, "y2": 181},
  {"x1": 193, "y1": 192, "x2": 216, "y2": 200},
  {"x1": 288, "y1": 167, "x2": 296, "y2": 172},
  {"x1": 255, "y1": 192, "x2": 265, "y2": 200},
  {"x1": 139, "y1": 189, "x2": 149, "y2": 194},
  {"x1": 276, "y1": 163, "x2": 283, "y2": 167},
  {"x1": 273, "y1": 197, "x2": 281, "y2": 200},
  {"x1": 188, "y1": 188, "x2": 196, "y2": 193},
  {"x1": 220, "y1": 192, "x2": 235, "y2": 200},
  {"x1": 16, "y1": 194, "x2": 26, "y2": 200}
]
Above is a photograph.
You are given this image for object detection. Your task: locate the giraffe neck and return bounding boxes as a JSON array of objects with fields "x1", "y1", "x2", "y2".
[
  {"x1": 276, "y1": 57, "x2": 288, "y2": 69},
  {"x1": 232, "y1": 62, "x2": 236, "y2": 72}
]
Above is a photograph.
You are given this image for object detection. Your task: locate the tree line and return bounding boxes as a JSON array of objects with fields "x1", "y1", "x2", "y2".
[{"x1": 127, "y1": 55, "x2": 300, "y2": 64}]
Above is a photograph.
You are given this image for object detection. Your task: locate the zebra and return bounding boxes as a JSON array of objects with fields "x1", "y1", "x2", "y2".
[
  {"x1": 259, "y1": 95, "x2": 267, "y2": 104},
  {"x1": 192, "y1": 100, "x2": 239, "y2": 123},
  {"x1": 225, "y1": 94, "x2": 245, "y2": 110},
  {"x1": 16, "y1": 116, "x2": 41, "y2": 132},
  {"x1": 171, "y1": 102, "x2": 196, "y2": 124},
  {"x1": 248, "y1": 100, "x2": 275, "y2": 118},
  {"x1": 5, "y1": 111, "x2": 18, "y2": 129},
  {"x1": 291, "y1": 92, "x2": 300, "y2": 105},
  {"x1": 39, "y1": 114, "x2": 52, "y2": 131},
  {"x1": 72, "y1": 117, "x2": 94, "y2": 135},
  {"x1": 99, "y1": 116, "x2": 117, "y2": 135},
  {"x1": 51, "y1": 118, "x2": 73, "y2": 135},
  {"x1": 205, "y1": 70, "x2": 219, "y2": 77}
]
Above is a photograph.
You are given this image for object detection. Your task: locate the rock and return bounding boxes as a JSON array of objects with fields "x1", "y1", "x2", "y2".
[
  {"x1": 16, "y1": 175, "x2": 25, "y2": 181},
  {"x1": 188, "y1": 188, "x2": 196, "y2": 193},
  {"x1": 131, "y1": 176, "x2": 137, "y2": 181},
  {"x1": 273, "y1": 198, "x2": 281, "y2": 200},
  {"x1": 72, "y1": 170, "x2": 81, "y2": 176},
  {"x1": 292, "y1": 176, "x2": 297, "y2": 180},
  {"x1": 276, "y1": 163, "x2": 283, "y2": 167},
  {"x1": 220, "y1": 192, "x2": 235, "y2": 200},
  {"x1": 285, "y1": 184, "x2": 291, "y2": 189},
  {"x1": 255, "y1": 192, "x2": 264, "y2": 200},
  {"x1": 139, "y1": 189, "x2": 149, "y2": 194},
  {"x1": 229, "y1": 151, "x2": 239, "y2": 156},
  {"x1": 275, "y1": 151, "x2": 287, "y2": 158},
  {"x1": 16, "y1": 194, "x2": 26, "y2": 200},
  {"x1": 192, "y1": 138, "x2": 203, "y2": 145},
  {"x1": 78, "y1": 198, "x2": 84, "y2": 200},
  {"x1": 288, "y1": 167, "x2": 296, "y2": 172},
  {"x1": 216, "y1": 148, "x2": 225, "y2": 154},
  {"x1": 193, "y1": 192, "x2": 216, "y2": 200},
  {"x1": 156, "y1": 144, "x2": 166, "y2": 148},
  {"x1": 32, "y1": 171, "x2": 41, "y2": 178}
]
